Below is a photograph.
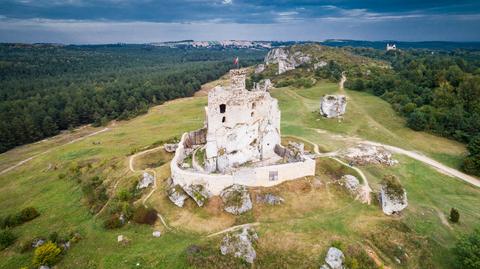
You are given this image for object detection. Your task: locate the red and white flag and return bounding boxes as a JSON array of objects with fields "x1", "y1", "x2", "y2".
[{"x1": 233, "y1": 56, "x2": 239, "y2": 65}]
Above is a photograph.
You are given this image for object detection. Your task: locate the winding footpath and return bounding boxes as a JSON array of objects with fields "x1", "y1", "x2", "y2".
[{"x1": 128, "y1": 146, "x2": 172, "y2": 230}]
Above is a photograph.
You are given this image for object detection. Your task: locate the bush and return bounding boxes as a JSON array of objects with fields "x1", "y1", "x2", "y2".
[
  {"x1": 381, "y1": 175, "x2": 404, "y2": 199},
  {"x1": 450, "y1": 208, "x2": 460, "y2": 223},
  {"x1": 103, "y1": 215, "x2": 124, "y2": 229},
  {"x1": 453, "y1": 228, "x2": 480, "y2": 269},
  {"x1": 132, "y1": 206, "x2": 157, "y2": 225},
  {"x1": 32, "y1": 241, "x2": 62, "y2": 267},
  {"x1": 19, "y1": 207, "x2": 40, "y2": 222},
  {"x1": 0, "y1": 207, "x2": 40, "y2": 229},
  {"x1": 0, "y1": 230, "x2": 16, "y2": 250}
]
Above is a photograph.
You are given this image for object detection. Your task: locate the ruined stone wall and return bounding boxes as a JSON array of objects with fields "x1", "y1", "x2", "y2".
[
  {"x1": 171, "y1": 131, "x2": 316, "y2": 195},
  {"x1": 204, "y1": 69, "x2": 281, "y2": 173},
  {"x1": 183, "y1": 128, "x2": 207, "y2": 148}
]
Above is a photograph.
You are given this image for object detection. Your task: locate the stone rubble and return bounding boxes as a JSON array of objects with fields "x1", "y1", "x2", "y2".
[
  {"x1": 343, "y1": 144, "x2": 398, "y2": 166},
  {"x1": 137, "y1": 172, "x2": 155, "y2": 189},
  {"x1": 340, "y1": 174, "x2": 360, "y2": 193},
  {"x1": 320, "y1": 95, "x2": 347, "y2": 118},
  {"x1": 220, "y1": 226, "x2": 258, "y2": 264},
  {"x1": 220, "y1": 184, "x2": 253, "y2": 215},
  {"x1": 255, "y1": 193, "x2": 284, "y2": 205}
]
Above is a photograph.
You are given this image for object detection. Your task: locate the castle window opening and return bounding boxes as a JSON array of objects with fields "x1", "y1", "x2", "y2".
[
  {"x1": 252, "y1": 102, "x2": 256, "y2": 109},
  {"x1": 219, "y1": 104, "x2": 226, "y2": 113},
  {"x1": 222, "y1": 116, "x2": 226, "y2": 123},
  {"x1": 251, "y1": 112, "x2": 254, "y2": 117}
]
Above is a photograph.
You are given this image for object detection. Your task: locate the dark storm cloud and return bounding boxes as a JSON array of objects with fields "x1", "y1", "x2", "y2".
[{"x1": 0, "y1": 0, "x2": 479, "y2": 43}]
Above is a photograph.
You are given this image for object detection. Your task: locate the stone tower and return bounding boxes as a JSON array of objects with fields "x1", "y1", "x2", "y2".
[{"x1": 204, "y1": 69, "x2": 281, "y2": 173}]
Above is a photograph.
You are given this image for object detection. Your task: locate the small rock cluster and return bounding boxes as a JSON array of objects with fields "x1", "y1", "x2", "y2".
[
  {"x1": 320, "y1": 95, "x2": 347, "y2": 118},
  {"x1": 343, "y1": 144, "x2": 398, "y2": 166},
  {"x1": 340, "y1": 175, "x2": 360, "y2": 194},
  {"x1": 137, "y1": 172, "x2": 155, "y2": 189},
  {"x1": 220, "y1": 226, "x2": 258, "y2": 264},
  {"x1": 255, "y1": 193, "x2": 284, "y2": 205},
  {"x1": 264, "y1": 48, "x2": 312, "y2": 74},
  {"x1": 164, "y1": 143, "x2": 178, "y2": 153},
  {"x1": 320, "y1": 247, "x2": 345, "y2": 269},
  {"x1": 220, "y1": 184, "x2": 252, "y2": 215}
]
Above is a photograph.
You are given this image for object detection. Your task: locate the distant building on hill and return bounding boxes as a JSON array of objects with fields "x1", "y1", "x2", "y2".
[{"x1": 386, "y1": 43, "x2": 397, "y2": 51}]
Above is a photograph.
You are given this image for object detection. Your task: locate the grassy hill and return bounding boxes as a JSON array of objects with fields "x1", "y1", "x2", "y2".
[{"x1": 0, "y1": 74, "x2": 479, "y2": 268}]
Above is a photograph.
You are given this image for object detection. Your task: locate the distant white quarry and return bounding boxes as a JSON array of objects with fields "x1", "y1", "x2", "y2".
[{"x1": 169, "y1": 69, "x2": 316, "y2": 200}]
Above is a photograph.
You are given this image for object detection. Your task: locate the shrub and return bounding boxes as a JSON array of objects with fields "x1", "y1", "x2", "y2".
[
  {"x1": 132, "y1": 206, "x2": 157, "y2": 225},
  {"x1": 32, "y1": 241, "x2": 62, "y2": 267},
  {"x1": 453, "y1": 228, "x2": 480, "y2": 269},
  {"x1": 450, "y1": 208, "x2": 460, "y2": 223},
  {"x1": 381, "y1": 175, "x2": 404, "y2": 199},
  {"x1": 19, "y1": 207, "x2": 40, "y2": 222},
  {"x1": 0, "y1": 230, "x2": 16, "y2": 250},
  {"x1": 103, "y1": 215, "x2": 124, "y2": 229},
  {"x1": 0, "y1": 207, "x2": 40, "y2": 229}
]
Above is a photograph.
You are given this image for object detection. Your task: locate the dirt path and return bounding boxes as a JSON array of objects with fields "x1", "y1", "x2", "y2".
[
  {"x1": 339, "y1": 72, "x2": 346, "y2": 91},
  {"x1": 329, "y1": 157, "x2": 372, "y2": 204},
  {"x1": 0, "y1": 127, "x2": 109, "y2": 176},
  {"x1": 206, "y1": 222, "x2": 261, "y2": 238},
  {"x1": 128, "y1": 145, "x2": 171, "y2": 230},
  {"x1": 362, "y1": 141, "x2": 480, "y2": 188}
]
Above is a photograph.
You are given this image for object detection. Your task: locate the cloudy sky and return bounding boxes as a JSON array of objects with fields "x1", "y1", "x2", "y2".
[{"x1": 0, "y1": 0, "x2": 479, "y2": 43}]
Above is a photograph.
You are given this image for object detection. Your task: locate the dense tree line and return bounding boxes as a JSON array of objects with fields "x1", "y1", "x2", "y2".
[
  {"x1": 0, "y1": 44, "x2": 264, "y2": 152},
  {"x1": 345, "y1": 48, "x2": 480, "y2": 175}
]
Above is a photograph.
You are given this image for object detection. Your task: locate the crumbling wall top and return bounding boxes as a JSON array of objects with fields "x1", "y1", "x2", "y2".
[{"x1": 229, "y1": 68, "x2": 248, "y2": 91}]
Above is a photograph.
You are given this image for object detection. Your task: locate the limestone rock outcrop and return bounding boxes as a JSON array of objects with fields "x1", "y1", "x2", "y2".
[
  {"x1": 320, "y1": 95, "x2": 347, "y2": 118},
  {"x1": 265, "y1": 47, "x2": 311, "y2": 74},
  {"x1": 254, "y1": 64, "x2": 265, "y2": 74},
  {"x1": 321, "y1": 247, "x2": 345, "y2": 269},
  {"x1": 380, "y1": 185, "x2": 408, "y2": 215},
  {"x1": 340, "y1": 175, "x2": 360, "y2": 193},
  {"x1": 253, "y1": 79, "x2": 272, "y2": 92},
  {"x1": 343, "y1": 144, "x2": 398, "y2": 166},
  {"x1": 220, "y1": 184, "x2": 252, "y2": 215},
  {"x1": 183, "y1": 183, "x2": 210, "y2": 207},
  {"x1": 137, "y1": 172, "x2": 155, "y2": 189},
  {"x1": 167, "y1": 183, "x2": 189, "y2": 207},
  {"x1": 220, "y1": 226, "x2": 258, "y2": 264},
  {"x1": 164, "y1": 143, "x2": 178, "y2": 153},
  {"x1": 314, "y1": 61, "x2": 328, "y2": 69}
]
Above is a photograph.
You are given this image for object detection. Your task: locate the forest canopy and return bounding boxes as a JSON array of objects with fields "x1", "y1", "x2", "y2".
[{"x1": 0, "y1": 44, "x2": 265, "y2": 152}]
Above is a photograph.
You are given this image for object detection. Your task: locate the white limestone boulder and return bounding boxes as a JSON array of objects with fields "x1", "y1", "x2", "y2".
[
  {"x1": 264, "y1": 47, "x2": 312, "y2": 74},
  {"x1": 167, "y1": 184, "x2": 189, "y2": 207},
  {"x1": 380, "y1": 186, "x2": 408, "y2": 215},
  {"x1": 320, "y1": 95, "x2": 347, "y2": 118},
  {"x1": 137, "y1": 172, "x2": 155, "y2": 189},
  {"x1": 220, "y1": 184, "x2": 252, "y2": 215},
  {"x1": 321, "y1": 247, "x2": 345, "y2": 269},
  {"x1": 183, "y1": 183, "x2": 210, "y2": 207},
  {"x1": 220, "y1": 226, "x2": 258, "y2": 264}
]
